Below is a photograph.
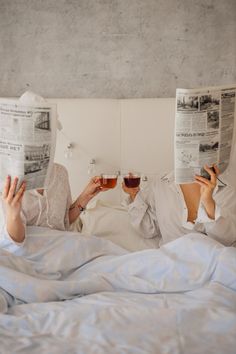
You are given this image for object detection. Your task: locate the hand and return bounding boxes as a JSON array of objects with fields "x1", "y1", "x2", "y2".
[
  {"x1": 77, "y1": 176, "x2": 107, "y2": 207},
  {"x1": 195, "y1": 164, "x2": 219, "y2": 201},
  {"x1": 122, "y1": 182, "x2": 140, "y2": 202},
  {"x1": 194, "y1": 164, "x2": 219, "y2": 219},
  {"x1": 2, "y1": 176, "x2": 26, "y2": 220}
]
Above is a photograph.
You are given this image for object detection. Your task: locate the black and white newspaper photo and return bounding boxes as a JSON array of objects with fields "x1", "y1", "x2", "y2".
[
  {"x1": 0, "y1": 99, "x2": 57, "y2": 191},
  {"x1": 175, "y1": 84, "x2": 236, "y2": 184}
]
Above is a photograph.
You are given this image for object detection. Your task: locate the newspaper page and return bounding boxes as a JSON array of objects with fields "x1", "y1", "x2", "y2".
[
  {"x1": 0, "y1": 99, "x2": 57, "y2": 192},
  {"x1": 175, "y1": 84, "x2": 236, "y2": 184}
]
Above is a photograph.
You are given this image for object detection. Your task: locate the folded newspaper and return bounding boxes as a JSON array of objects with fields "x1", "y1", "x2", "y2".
[
  {"x1": 0, "y1": 92, "x2": 57, "y2": 191},
  {"x1": 175, "y1": 84, "x2": 236, "y2": 183}
]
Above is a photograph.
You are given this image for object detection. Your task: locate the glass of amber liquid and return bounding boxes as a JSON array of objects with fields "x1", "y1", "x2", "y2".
[
  {"x1": 123, "y1": 172, "x2": 141, "y2": 188},
  {"x1": 100, "y1": 174, "x2": 118, "y2": 189}
]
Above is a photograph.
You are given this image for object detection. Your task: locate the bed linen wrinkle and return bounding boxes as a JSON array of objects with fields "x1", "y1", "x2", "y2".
[
  {"x1": 0, "y1": 228, "x2": 235, "y2": 304},
  {"x1": 0, "y1": 227, "x2": 236, "y2": 354},
  {"x1": 1, "y1": 292, "x2": 236, "y2": 354}
]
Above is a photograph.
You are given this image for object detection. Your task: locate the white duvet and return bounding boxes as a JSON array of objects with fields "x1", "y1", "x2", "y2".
[{"x1": 0, "y1": 227, "x2": 236, "y2": 354}]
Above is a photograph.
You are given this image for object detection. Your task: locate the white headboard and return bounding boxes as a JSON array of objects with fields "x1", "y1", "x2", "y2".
[{"x1": 46, "y1": 98, "x2": 175, "y2": 203}]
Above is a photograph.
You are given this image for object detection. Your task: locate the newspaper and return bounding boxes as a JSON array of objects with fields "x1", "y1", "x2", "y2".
[
  {"x1": 175, "y1": 84, "x2": 236, "y2": 183},
  {"x1": 0, "y1": 99, "x2": 57, "y2": 192}
]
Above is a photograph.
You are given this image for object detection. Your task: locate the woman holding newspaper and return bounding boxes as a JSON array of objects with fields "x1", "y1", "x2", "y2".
[
  {"x1": 0, "y1": 163, "x2": 106, "y2": 251},
  {"x1": 122, "y1": 164, "x2": 236, "y2": 247},
  {"x1": 0, "y1": 90, "x2": 108, "y2": 251}
]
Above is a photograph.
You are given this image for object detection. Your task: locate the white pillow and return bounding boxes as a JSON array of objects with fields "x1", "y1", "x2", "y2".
[{"x1": 71, "y1": 199, "x2": 159, "y2": 251}]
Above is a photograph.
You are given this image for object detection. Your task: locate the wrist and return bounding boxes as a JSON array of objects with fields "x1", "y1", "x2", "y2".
[
  {"x1": 70, "y1": 196, "x2": 87, "y2": 212},
  {"x1": 201, "y1": 199, "x2": 215, "y2": 219},
  {"x1": 201, "y1": 194, "x2": 214, "y2": 205},
  {"x1": 77, "y1": 194, "x2": 90, "y2": 209},
  {"x1": 7, "y1": 211, "x2": 22, "y2": 222},
  {"x1": 77, "y1": 203, "x2": 86, "y2": 212},
  {"x1": 129, "y1": 191, "x2": 139, "y2": 202}
]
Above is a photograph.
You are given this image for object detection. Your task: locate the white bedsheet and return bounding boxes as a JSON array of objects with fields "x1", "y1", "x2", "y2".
[{"x1": 0, "y1": 227, "x2": 236, "y2": 354}]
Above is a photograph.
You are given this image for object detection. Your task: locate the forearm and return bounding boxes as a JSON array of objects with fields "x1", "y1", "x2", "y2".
[
  {"x1": 201, "y1": 199, "x2": 215, "y2": 219},
  {"x1": 129, "y1": 209, "x2": 160, "y2": 238},
  {"x1": 128, "y1": 193, "x2": 160, "y2": 239},
  {"x1": 69, "y1": 205, "x2": 82, "y2": 224},
  {"x1": 199, "y1": 183, "x2": 236, "y2": 246},
  {"x1": 6, "y1": 215, "x2": 25, "y2": 243},
  {"x1": 69, "y1": 194, "x2": 90, "y2": 224}
]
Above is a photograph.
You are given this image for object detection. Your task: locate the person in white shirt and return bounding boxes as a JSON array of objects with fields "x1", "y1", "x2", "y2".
[
  {"x1": 122, "y1": 164, "x2": 236, "y2": 247},
  {"x1": 0, "y1": 163, "x2": 105, "y2": 251},
  {"x1": 0, "y1": 91, "x2": 108, "y2": 251}
]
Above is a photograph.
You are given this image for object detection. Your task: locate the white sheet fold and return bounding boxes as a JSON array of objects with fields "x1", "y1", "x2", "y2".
[{"x1": 0, "y1": 227, "x2": 235, "y2": 309}]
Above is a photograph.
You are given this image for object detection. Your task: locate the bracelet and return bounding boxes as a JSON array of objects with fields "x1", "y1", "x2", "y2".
[
  {"x1": 69, "y1": 201, "x2": 86, "y2": 212},
  {"x1": 77, "y1": 204, "x2": 86, "y2": 212}
]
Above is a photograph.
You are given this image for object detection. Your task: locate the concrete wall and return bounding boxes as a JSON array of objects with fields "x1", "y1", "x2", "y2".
[{"x1": 0, "y1": 0, "x2": 235, "y2": 98}]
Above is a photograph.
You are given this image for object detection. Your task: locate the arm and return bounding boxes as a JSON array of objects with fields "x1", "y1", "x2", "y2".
[
  {"x1": 195, "y1": 164, "x2": 219, "y2": 219},
  {"x1": 200, "y1": 186, "x2": 236, "y2": 246},
  {"x1": 195, "y1": 164, "x2": 236, "y2": 246},
  {"x1": 2, "y1": 176, "x2": 26, "y2": 243},
  {"x1": 69, "y1": 176, "x2": 103, "y2": 224},
  {"x1": 122, "y1": 182, "x2": 161, "y2": 239}
]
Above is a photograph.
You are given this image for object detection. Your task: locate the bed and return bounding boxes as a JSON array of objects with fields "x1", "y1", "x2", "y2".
[
  {"x1": 0, "y1": 211, "x2": 236, "y2": 354},
  {"x1": 1, "y1": 97, "x2": 236, "y2": 353}
]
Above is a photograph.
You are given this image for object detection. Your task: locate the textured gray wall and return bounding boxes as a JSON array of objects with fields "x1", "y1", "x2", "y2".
[{"x1": 0, "y1": 0, "x2": 235, "y2": 98}]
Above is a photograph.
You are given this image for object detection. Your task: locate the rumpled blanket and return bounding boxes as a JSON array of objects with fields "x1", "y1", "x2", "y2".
[{"x1": 0, "y1": 227, "x2": 235, "y2": 312}]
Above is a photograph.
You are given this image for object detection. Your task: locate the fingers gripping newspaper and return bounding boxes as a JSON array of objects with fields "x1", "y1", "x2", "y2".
[
  {"x1": 175, "y1": 84, "x2": 236, "y2": 183},
  {"x1": 0, "y1": 96, "x2": 57, "y2": 191}
]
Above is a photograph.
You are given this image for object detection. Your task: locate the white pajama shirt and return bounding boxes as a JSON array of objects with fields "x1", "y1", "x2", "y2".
[
  {"x1": 126, "y1": 172, "x2": 236, "y2": 247},
  {"x1": 0, "y1": 163, "x2": 72, "y2": 252}
]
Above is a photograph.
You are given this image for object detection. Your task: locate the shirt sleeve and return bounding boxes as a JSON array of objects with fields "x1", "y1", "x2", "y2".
[
  {"x1": 196, "y1": 203, "x2": 221, "y2": 224},
  {"x1": 126, "y1": 185, "x2": 161, "y2": 239},
  {"x1": 62, "y1": 167, "x2": 73, "y2": 230},
  {"x1": 196, "y1": 186, "x2": 236, "y2": 246}
]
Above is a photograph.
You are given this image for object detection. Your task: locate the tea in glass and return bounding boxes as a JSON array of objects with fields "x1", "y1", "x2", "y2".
[
  {"x1": 100, "y1": 174, "x2": 118, "y2": 189},
  {"x1": 123, "y1": 173, "x2": 141, "y2": 188}
]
